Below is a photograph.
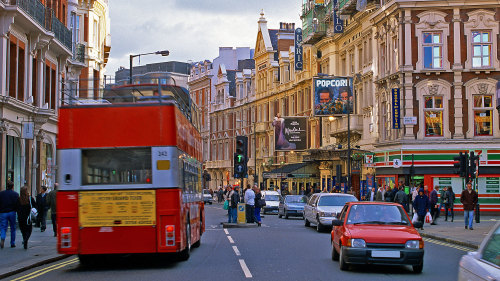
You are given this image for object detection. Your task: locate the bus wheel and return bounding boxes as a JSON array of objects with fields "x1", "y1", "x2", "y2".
[
  {"x1": 192, "y1": 216, "x2": 202, "y2": 248},
  {"x1": 178, "y1": 219, "x2": 191, "y2": 261},
  {"x1": 78, "y1": 254, "x2": 94, "y2": 267}
]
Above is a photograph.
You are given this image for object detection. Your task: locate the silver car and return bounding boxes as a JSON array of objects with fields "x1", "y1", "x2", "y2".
[
  {"x1": 303, "y1": 193, "x2": 358, "y2": 232},
  {"x1": 458, "y1": 222, "x2": 500, "y2": 280},
  {"x1": 278, "y1": 195, "x2": 308, "y2": 219}
]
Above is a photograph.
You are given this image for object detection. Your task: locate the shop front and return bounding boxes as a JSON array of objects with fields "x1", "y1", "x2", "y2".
[{"x1": 262, "y1": 163, "x2": 319, "y2": 195}]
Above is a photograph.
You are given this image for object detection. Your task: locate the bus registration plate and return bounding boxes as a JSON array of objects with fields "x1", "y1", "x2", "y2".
[{"x1": 79, "y1": 190, "x2": 156, "y2": 227}]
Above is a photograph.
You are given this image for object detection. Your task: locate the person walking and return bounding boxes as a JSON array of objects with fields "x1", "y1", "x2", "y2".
[
  {"x1": 375, "y1": 186, "x2": 384, "y2": 201},
  {"x1": 46, "y1": 183, "x2": 58, "y2": 236},
  {"x1": 365, "y1": 187, "x2": 377, "y2": 201},
  {"x1": 230, "y1": 186, "x2": 240, "y2": 223},
  {"x1": 460, "y1": 182, "x2": 478, "y2": 230},
  {"x1": 36, "y1": 186, "x2": 49, "y2": 232},
  {"x1": 244, "y1": 184, "x2": 255, "y2": 224},
  {"x1": 429, "y1": 186, "x2": 439, "y2": 225},
  {"x1": 0, "y1": 180, "x2": 19, "y2": 248},
  {"x1": 413, "y1": 188, "x2": 430, "y2": 230},
  {"x1": 438, "y1": 185, "x2": 446, "y2": 218},
  {"x1": 17, "y1": 186, "x2": 36, "y2": 249},
  {"x1": 443, "y1": 186, "x2": 455, "y2": 222},
  {"x1": 225, "y1": 186, "x2": 233, "y2": 223},
  {"x1": 394, "y1": 186, "x2": 409, "y2": 212},
  {"x1": 254, "y1": 187, "x2": 263, "y2": 227}
]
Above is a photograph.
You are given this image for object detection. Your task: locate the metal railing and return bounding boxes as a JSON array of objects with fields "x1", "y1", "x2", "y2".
[{"x1": 5, "y1": 0, "x2": 72, "y2": 51}]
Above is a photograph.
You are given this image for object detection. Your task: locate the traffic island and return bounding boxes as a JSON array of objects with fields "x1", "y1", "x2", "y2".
[{"x1": 222, "y1": 223, "x2": 259, "y2": 228}]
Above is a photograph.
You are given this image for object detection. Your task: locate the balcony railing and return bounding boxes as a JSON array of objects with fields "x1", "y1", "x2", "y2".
[
  {"x1": 5, "y1": 0, "x2": 72, "y2": 51},
  {"x1": 328, "y1": 114, "x2": 364, "y2": 137}
]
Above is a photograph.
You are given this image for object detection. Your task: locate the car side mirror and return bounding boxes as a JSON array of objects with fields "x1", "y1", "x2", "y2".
[
  {"x1": 413, "y1": 221, "x2": 423, "y2": 229},
  {"x1": 332, "y1": 220, "x2": 343, "y2": 227}
]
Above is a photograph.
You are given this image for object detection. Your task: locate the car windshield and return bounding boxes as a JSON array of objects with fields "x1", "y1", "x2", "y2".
[
  {"x1": 265, "y1": 195, "x2": 280, "y2": 201},
  {"x1": 481, "y1": 225, "x2": 500, "y2": 266},
  {"x1": 203, "y1": 190, "x2": 211, "y2": 195},
  {"x1": 285, "y1": 195, "x2": 308, "y2": 204},
  {"x1": 318, "y1": 195, "x2": 357, "y2": 206},
  {"x1": 346, "y1": 204, "x2": 409, "y2": 225}
]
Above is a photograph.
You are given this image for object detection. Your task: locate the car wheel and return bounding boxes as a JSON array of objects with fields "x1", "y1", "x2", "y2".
[
  {"x1": 278, "y1": 213, "x2": 282, "y2": 218},
  {"x1": 285, "y1": 213, "x2": 289, "y2": 219},
  {"x1": 304, "y1": 218, "x2": 310, "y2": 227},
  {"x1": 339, "y1": 245, "x2": 348, "y2": 271},
  {"x1": 413, "y1": 261, "x2": 423, "y2": 273},
  {"x1": 331, "y1": 242, "x2": 339, "y2": 261}
]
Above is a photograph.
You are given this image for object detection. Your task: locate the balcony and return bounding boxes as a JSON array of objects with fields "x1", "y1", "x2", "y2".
[
  {"x1": 328, "y1": 114, "x2": 363, "y2": 137},
  {"x1": 338, "y1": 0, "x2": 377, "y2": 16}
]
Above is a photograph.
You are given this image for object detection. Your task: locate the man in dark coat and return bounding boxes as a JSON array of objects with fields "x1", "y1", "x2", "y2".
[
  {"x1": 413, "y1": 188, "x2": 430, "y2": 230},
  {"x1": 0, "y1": 180, "x2": 19, "y2": 248},
  {"x1": 429, "y1": 186, "x2": 439, "y2": 225},
  {"x1": 460, "y1": 183, "x2": 478, "y2": 230},
  {"x1": 364, "y1": 187, "x2": 377, "y2": 201},
  {"x1": 36, "y1": 186, "x2": 48, "y2": 232},
  {"x1": 394, "y1": 186, "x2": 409, "y2": 212}
]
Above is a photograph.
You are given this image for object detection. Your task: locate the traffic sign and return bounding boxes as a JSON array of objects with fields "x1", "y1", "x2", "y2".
[{"x1": 393, "y1": 159, "x2": 402, "y2": 168}]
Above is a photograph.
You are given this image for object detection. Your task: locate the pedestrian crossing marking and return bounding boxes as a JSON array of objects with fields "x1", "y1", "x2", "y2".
[{"x1": 422, "y1": 238, "x2": 475, "y2": 252}]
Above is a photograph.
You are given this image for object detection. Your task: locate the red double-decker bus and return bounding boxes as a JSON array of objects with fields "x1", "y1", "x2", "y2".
[{"x1": 57, "y1": 91, "x2": 204, "y2": 263}]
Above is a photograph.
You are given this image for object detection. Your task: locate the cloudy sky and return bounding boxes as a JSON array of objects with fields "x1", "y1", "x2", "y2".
[{"x1": 106, "y1": 0, "x2": 302, "y2": 75}]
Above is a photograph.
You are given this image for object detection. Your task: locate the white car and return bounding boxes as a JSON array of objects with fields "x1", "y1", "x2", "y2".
[
  {"x1": 458, "y1": 222, "x2": 500, "y2": 281},
  {"x1": 303, "y1": 193, "x2": 358, "y2": 232},
  {"x1": 261, "y1": 191, "x2": 281, "y2": 214},
  {"x1": 202, "y1": 189, "x2": 213, "y2": 204}
]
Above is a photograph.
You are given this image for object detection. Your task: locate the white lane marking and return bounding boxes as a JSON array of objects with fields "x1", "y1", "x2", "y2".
[
  {"x1": 239, "y1": 259, "x2": 253, "y2": 278},
  {"x1": 227, "y1": 236, "x2": 234, "y2": 244},
  {"x1": 232, "y1": 246, "x2": 241, "y2": 256},
  {"x1": 224, "y1": 229, "x2": 229, "y2": 235}
]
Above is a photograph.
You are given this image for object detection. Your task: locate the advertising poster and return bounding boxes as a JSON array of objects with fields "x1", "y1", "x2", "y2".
[
  {"x1": 272, "y1": 116, "x2": 307, "y2": 151},
  {"x1": 314, "y1": 77, "x2": 354, "y2": 116}
]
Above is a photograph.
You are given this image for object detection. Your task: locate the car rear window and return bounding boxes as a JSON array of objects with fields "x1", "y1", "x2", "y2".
[
  {"x1": 346, "y1": 204, "x2": 409, "y2": 225},
  {"x1": 265, "y1": 195, "x2": 280, "y2": 201},
  {"x1": 318, "y1": 195, "x2": 357, "y2": 206},
  {"x1": 285, "y1": 196, "x2": 308, "y2": 203}
]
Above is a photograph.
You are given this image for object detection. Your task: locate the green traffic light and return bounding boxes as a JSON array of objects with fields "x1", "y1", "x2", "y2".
[{"x1": 237, "y1": 154, "x2": 244, "y2": 163}]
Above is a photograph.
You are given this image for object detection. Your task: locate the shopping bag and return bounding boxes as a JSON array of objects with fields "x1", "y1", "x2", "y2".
[
  {"x1": 223, "y1": 200, "x2": 229, "y2": 210},
  {"x1": 412, "y1": 213, "x2": 418, "y2": 223},
  {"x1": 425, "y1": 212, "x2": 432, "y2": 224}
]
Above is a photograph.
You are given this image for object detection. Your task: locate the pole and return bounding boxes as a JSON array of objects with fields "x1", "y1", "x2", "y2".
[
  {"x1": 129, "y1": 55, "x2": 133, "y2": 85},
  {"x1": 347, "y1": 109, "x2": 351, "y2": 194},
  {"x1": 319, "y1": 117, "x2": 323, "y2": 147},
  {"x1": 254, "y1": 121, "x2": 257, "y2": 187}
]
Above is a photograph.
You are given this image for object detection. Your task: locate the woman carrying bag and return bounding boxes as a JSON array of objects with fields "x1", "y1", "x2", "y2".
[
  {"x1": 17, "y1": 186, "x2": 36, "y2": 249},
  {"x1": 444, "y1": 186, "x2": 455, "y2": 222}
]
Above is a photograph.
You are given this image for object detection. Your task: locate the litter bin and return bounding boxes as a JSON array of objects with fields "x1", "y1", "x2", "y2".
[{"x1": 237, "y1": 203, "x2": 246, "y2": 224}]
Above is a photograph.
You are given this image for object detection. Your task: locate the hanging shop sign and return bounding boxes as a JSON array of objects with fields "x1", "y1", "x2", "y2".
[
  {"x1": 294, "y1": 28, "x2": 303, "y2": 71},
  {"x1": 392, "y1": 88, "x2": 401, "y2": 129}
]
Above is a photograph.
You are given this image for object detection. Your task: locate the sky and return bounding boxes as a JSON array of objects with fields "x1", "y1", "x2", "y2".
[{"x1": 106, "y1": 0, "x2": 302, "y2": 76}]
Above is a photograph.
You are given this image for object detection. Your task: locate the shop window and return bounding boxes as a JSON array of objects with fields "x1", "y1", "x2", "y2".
[
  {"x1": 473, "y1": 94, "x2": 493, "y2": 136},
  {"x1": 472, "y1": 31, "x2": 492, "y2": 68},
  {"x1": 423, "y1": 32, "x2": 443, "y2": 69},
  {"x1": 424, "y1": 96, "x2": 443, "y2": 137}
]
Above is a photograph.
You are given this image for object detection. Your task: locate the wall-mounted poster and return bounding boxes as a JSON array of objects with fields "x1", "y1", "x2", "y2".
[{"x1": 272, "y1": 115, "x2": 307, "y2": 151}]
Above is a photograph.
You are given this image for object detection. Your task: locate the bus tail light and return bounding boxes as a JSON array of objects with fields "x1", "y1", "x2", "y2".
[
  {"x1": 166, "y1": 225, "x2": 175, "y2": 246},
  {"x1": 61, "y1": 227, "x2": 72, "y2": 248}
]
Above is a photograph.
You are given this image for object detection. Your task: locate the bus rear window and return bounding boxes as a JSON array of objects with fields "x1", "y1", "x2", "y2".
[{"x1": 82, "y1": 148, "x2": 152, "y2": 185}]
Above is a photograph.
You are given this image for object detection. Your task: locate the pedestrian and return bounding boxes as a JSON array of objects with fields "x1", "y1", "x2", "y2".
[
  {"x1": 244, "y1": 184, "x2": 255, "y2": 224},
  {"x1": 254, "y1": 186, "x2": 263, "y2": 227},
  {"x1": 375, "y1": 186, "x2": 384, "y2": 201},
  {"x1": 365, "y1": 187, "x2": 376, "y2": 201},
  {"x1": 46, "y1": 183, "x2": 58, "y2": 237},
  {"x1": 460, "y1": 182, "x2": 478, "y2": 230},
  {"x1": 0, "y1": 180, "x2": 19, "y2": 248},
  {"x1": 429, "y1": 186, "x2": 439, "y2": 225},
  {"x1": 413, "y1": 188, "x2": 430, "y2": 230},
  {"x1": 230, "y1": 186, "x2": 240, "y2": 223},
  {"x1": 224, "y1": 186, "x2": 233, "y2": 223},
  {"x1": 394, "y1": 186, "x2": 409, "y2": 212},
  {"x1": 36, "y1": 186, "x2": 49, "y2": 232},
  {"x1": 218, "y1": 187, "x2": 224, "y2": 203},
  {"x1": 443, "y1": 186, "x2": 455, "y2": 222},
  {"x1": 438, "y1": 185, "x2": 446, "y2": 217},
  {"x1": 17, "y1": 186, "x2": 36, "y2": 249}
]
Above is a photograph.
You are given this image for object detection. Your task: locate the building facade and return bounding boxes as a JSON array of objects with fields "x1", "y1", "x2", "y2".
[
  {"x1": 0, "y1": 0, "x2": 73, "y2": 194},
  {"x1": 302, "y1": 0, "x2": 500, "y2": 211}
]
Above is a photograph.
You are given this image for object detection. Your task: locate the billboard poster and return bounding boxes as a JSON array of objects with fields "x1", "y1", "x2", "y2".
[
  {"x1": 392, "y1": 88, "x2": 401, "y2": 129},
  {"x1": 314, "y1": 77, "x2": 354, "y2": 116},
  {"x1": 294, "y1": 28, "x2": 303, "y2": 71},
  {"x1": 272, "y1": 116, "x2": 307, "y2": 151}
]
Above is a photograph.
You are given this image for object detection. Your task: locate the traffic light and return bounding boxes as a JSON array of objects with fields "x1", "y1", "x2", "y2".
[
  {"x1": 469, "y1": 151, "x2": 479, "y2": 180},
  {"x1": 234, "y1": 136, "x2": 248, "y2": 178},
  {"x1": 453, "y1": 152, "x2": 467, "y2": 178}
]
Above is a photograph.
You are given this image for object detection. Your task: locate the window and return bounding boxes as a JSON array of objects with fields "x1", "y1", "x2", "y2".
[
  {"x1": 423, "y1": 32, "x2": 442, "y2": 69},
  {"x1": 472, "y1": 31, "x2": 492, "y2": 68},
  {"x1": 424, "y1": 96, "x2": 443, "y2": 137},
  {"x1": 82, "y1": 148, "x2": 152, "y2": 185},
  {"x1": 481, "y1": 225, "x2": 500, "y2": 266},
  {"x1": 93, "y1": 20, "x2": 98, "y2": 47},
  {"x1": 473, "y1": 94, "x2": 493, "y2": 136}
]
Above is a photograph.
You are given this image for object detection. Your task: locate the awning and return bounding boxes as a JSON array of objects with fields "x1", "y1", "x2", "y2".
[{"x1": 262, "y1": 163, "x2": 318, "y2": 179}]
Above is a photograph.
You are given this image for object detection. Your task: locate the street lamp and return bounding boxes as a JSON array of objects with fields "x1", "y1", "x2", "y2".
[
  {"x1": 129, "y1": 50, "x2": 170, "y2": 85},
  {"x1": 236, "y1": 119, "x2": 257, "y2": 186}
]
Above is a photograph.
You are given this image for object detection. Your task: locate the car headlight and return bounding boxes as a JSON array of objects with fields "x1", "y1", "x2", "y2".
[
  {"x1": 318, "y1": 211, "x2": 334, "y2": 217},
  {"x1": 405, "y1": 240, "x2": 423, "y2": 249},
  {"x1": 348, "y1": 239, "x2": 366, "y2": 248}
]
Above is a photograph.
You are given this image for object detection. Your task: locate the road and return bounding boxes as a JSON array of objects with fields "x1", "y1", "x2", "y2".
[{"x1": 8, "y1": 203, "x2": 469, "y2": 281}]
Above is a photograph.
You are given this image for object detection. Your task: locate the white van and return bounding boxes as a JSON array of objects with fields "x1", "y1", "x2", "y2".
[{"x1": 261, "y1": 191, "x2": 281, "y2": 214}]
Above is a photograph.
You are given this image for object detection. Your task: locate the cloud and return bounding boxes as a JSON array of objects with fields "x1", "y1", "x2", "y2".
[{"x1": 107, "y1": 0, "x2": 301, "y2": 75}]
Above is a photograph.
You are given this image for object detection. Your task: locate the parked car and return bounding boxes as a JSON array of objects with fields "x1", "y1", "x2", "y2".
[
  {"x1": 304, "y1": 193, "x2": 357, "y2": 232},
  {"x1": 202, "y1": 189, "x2": 213, "y2": 204},
  {"x1": 261, "y1": 191, "x2": 281, "y2": 214},
  {"x1": 278, "y1": 195, "x2": 308, "y2": 219},
  {"x1": 331, "y1": 202, "x2": 424, "y2": 273},
  {"x1": 458, "y1": 222, "x2": 500, "y2": 281}
]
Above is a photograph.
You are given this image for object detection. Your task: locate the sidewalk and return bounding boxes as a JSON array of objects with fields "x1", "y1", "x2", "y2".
[
  {"x1": 0, "y1": 222, "x2": 69, "y2": 279},
  {"x1": 417, "y1": 215, "x2": 499, "y2": 249}
]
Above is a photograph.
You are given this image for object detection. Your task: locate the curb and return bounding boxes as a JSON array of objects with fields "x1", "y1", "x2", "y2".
[
  {"x1": 0, "y1": 254, "x2": 72, "y2": 280},
  {"x1": 222, "y1": 223, "x2": 259, "y2": 228},
  {"x1": 418, "y1": 232, "x2": 479, "y2": 250}
]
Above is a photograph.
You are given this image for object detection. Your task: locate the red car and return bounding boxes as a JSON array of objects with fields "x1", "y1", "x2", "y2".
[{"x1": 331, "y1": 202, "x2": 425, "y2": 273}]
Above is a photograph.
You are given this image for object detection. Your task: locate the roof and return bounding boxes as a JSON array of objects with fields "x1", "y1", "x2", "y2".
[{"x1": 269, "y1": 29, "x2": 279, "y2": 61}]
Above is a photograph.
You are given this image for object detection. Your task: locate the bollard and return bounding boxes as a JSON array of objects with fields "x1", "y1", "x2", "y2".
[
  {"x1": 475, "y1": 203, "x2": 480, "y2": 223},
  {"x1": 237, "y1": 203, "x2": 246, "y2": 224}
]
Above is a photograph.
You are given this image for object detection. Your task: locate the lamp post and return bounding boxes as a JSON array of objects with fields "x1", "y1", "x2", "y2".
[
  {"x1": 236, "y1": 119, "x2": 257, "y2": 187},
  {"x1": 129, "y1": 50, "x2": 170, "y2": 85}
]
